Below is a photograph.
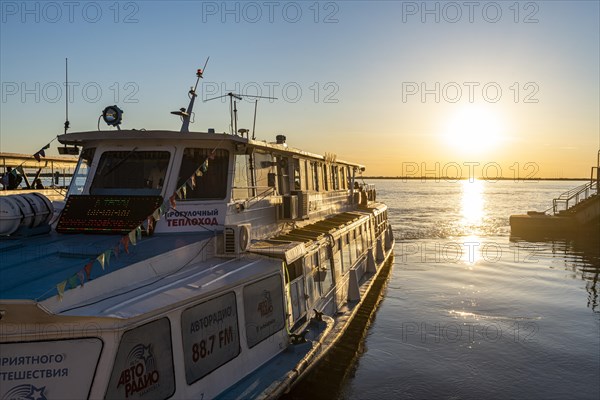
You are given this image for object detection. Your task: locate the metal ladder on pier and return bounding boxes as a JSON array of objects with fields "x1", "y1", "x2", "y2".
[{"x1": 552, "y1": 150, "x2": 600, "y2": 215}]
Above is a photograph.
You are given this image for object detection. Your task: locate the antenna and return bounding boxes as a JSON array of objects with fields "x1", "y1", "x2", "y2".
[
  {"x1": 205, "y1": 92, "x2": 276, "y2": 136},
  {"x1": 171, "y1": 57, "x2": 210, "y2": 133},
  {"x1": 64, "y1": 58, "x2": 70, "y2": 134},
  {"x1": 252, "y1": 99, "x2": 258, "y2": 139}
]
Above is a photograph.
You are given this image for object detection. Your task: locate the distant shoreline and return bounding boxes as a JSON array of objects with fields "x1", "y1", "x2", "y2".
[{"x1": 362, "y1": 176, "x2": 591, "y2": 181}]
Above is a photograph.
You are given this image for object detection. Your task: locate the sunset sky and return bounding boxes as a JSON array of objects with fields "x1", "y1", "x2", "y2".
[{"x1": 1, "y1": 1, "x2": 598, "y2": 178}]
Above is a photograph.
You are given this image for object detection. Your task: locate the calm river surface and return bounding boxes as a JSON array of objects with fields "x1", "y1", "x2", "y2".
[{"x1": 286, "y1": 179, "x2": 599, "y2": 400}]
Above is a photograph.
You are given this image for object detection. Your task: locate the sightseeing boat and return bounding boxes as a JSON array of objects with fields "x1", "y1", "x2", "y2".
[{"x1": 0, "y1": 67, "x2": 394, "y2": 400}]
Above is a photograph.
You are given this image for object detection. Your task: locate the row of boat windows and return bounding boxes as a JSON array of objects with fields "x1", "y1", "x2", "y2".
[
  {"x1": 71, "y1": 148, "x2": 355, "y2": 200},
  {"x1": 105, "y1": 274, "x2": 286, "y2": 399},
  {"x1": 285, "y1": 219, "x2": 381, "y2": 325},
  {"x1": 71, "y1": 148, "x2": 229, "y2": 200},
  {"x1": 232, "y1": 152, "x2": 356, "y2": 200}
]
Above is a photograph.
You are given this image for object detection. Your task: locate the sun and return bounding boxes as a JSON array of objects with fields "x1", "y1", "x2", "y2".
[{"x1": 442, "y1": 105, "x2": 504, "y2": 154}]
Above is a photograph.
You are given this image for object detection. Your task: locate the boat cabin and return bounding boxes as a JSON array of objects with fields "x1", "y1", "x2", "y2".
[{"x1": 57, "y1": 129, "x2": 366, "y2": 237}]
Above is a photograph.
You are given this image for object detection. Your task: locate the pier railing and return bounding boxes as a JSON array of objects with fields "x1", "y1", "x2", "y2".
[{"x1": 552, "y1": 151, "x2": 600, "y2": 214}]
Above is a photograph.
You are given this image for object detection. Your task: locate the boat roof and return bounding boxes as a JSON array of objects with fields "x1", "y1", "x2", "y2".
[
  {"x1": 58, "y1": 254, "x2": 282, "y2": 319},
  {"x1": 57, "y1": 130, "x2": 365, "y2": 169},
  {"x1": 0, "y1": 152, "x2": 78, "y2": 169},
  {"x1": 0, "y1": 230, "x2": 211, "y2": 303}
]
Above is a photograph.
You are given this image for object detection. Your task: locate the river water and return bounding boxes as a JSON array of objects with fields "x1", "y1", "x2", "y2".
[{"x1": 286, "y1": 179, "x2": 599, "y2": 400}]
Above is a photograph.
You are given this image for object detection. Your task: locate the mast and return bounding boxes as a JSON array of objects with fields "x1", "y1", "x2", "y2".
[
  {"x1": 64, "y1": 58, "x2": 70, "y2": 134},
  {"x1": 172, "y1": 57, "x2": 209, "y2": 133}
]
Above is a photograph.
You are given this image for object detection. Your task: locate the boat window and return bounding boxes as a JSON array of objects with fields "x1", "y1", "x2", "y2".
[
  {"x1": 67, "y1": 147, "x2": 95, "y2": 196},
  {"x1": 233, "y1": 153, "x2": 252, "y2": 200},
  {"x1": 331, "y1": 165, "x2": 339, "y2": 190},
  {"x1": 311, "y1": 162, "x2": 319, "y2": 192},
  {"x1": 340, "y1": 166, "x2": 346, "y2": 190},
  {"x1": 90, "y1": 150, "x2": 170, "y2": 196},
  {"x1": 276, "y1": 155, "x2": 290, "y2": 195},
  {"x1": 181, "y1": 292, "x2": 241, "y2": 385},
  {"x1": 105, "y1": 318, "x2": 175, "y2": 400},
  {"x1": 243, "y1": 274, "x2": 285, "y2": 348},
  {"x1": 345, "y1": 233, "x2": 354, "y2": 264},
  {"x1": 177, "y1": 148, "x2": 229, "y2": 200},
  {"x1": 294, "y1": 158, "x2": 302, "y2": 190},
  {"x1": 311, "y1": 252, "x2": 323, "y2": 296},
  {"x1": 322, "y1": 163, "x2": 329, "y2": 191},
  {"x1": 303, "y1": 254, "x2": 317, "y2": 308},
  {"x1": 319, "y1": 247, "x2": 334, "y2": 291},
  {"x1": 285, "y1": 259, "x2": 304, "y2": 283},
  {"x1": 356, "y1": 227, "x2": 364, "y2": 256},
  {"x1": 304, "y1": 160, "x2": 310, "y2": 191},
  {"x1": 254, "y1": 151, "x2": 275, "y2": 192}
]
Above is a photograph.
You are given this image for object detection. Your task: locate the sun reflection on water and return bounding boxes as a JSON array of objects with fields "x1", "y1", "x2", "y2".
[
  {"x1": 460, "y1": 180, "x2": 485, "y2": 264},
  {"x1": 461, "y1": 179, "x2": 484, "y2": 229}
]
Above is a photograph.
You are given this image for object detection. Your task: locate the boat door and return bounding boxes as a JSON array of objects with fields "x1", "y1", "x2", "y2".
[{"x1": 285, "y1": 259, "x2": 307, "y2": 328}]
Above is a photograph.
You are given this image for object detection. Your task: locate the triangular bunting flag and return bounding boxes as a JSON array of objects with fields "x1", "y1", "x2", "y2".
[
  {"x1": 96, "y1": 253, "x2": 106, "y2": 270},
  {"x1": 34, "y1": 152, "x2": 41, "y2": 162},
  {"x1": 181, "y1": 186, "x2": 187, "y2": 199},
  {"x1": 147, "y1": 217, "x2": 154, "y2": 232},
  {"x1": 136, "y1": 226, "x2": 142, "y2": 241},
  {"x1": 200, "y1": 159, "x2": 209, "y2": 173},
  {"x1": 208, "y1": 150, "x2": 216, "y2": 160},
  {"x1": 169, "y1": 194, "x2": 177, "y2": 209},
  {"x1": 42, "y1": 143, "x2": 51, "y2": 150},
  {"x1": 113, "y1": 244, "x2": 120, "y2": 259},
  {"x1": 39, "y1": 149, "x2": 46, "y2": 158},
  {"x1": 84, "y1": 261, "x2": 93, "y2": 280},
  {"x1": 152, "y1": 208, "x2": 161, "y2": 221},
  {"x1": 68, "y1": 274, "x2": 79, "y2": 289},
  {"x1": 56, "y1": 281, "x2": 67, "y2": 300},
  {"x1": 77, "y1": 270, "x2": 85, "y2": 287},
  {"x1": 128, "y1": 230, "x2": 137, "y2": 246},
  {"x1": 121, "y1": 236, "x2": 130, "y2": 254},
  {"x1": 189, "y1": 175, "x2": 196, "y2": 189},
  {"x1": 103, "y1": 249, "x2": 112, "y2": 269}
]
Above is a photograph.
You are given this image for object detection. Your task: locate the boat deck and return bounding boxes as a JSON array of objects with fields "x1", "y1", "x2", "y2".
[{"x1": 216, "y1": 319, "x2": 331, "y2": 400}]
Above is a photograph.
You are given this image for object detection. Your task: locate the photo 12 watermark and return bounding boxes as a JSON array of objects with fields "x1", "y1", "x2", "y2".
[
  {"x1": 400, "y1": 161, "x2": 540, "y2": 182},
  {"x1": 200, "y1": 1, "x2": 340, "y2": 24},
  {"x1": 400, "y1": 1, "x2": 540, "y2": 24},
  {"x1": 1, "y1": 81, "x2": 140, "y2": 104},
  {"x1": 400, "y1": 321, "x2": 539, "y2": 344},
  {"x1": 397, "y1": 240, "x2": 542, "y2": 264},
  {"x1": 1, "y1": 1, "x2": 140, "y2": 23},
  {"x1": 401, "y1": 82, "x2": 540, "y2": 104},
  {"x1": 202, "y1": 81, "x2": 339, "y2": 104}
]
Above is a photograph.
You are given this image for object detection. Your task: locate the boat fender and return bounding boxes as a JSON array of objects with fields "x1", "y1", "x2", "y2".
[{"x1": 289, "y1": 330, "x2": 309, "y2": 345}]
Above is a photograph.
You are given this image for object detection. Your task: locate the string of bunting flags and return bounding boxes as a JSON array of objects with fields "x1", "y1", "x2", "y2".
[
  {"x1": 53, "y1": 150, "x2": 216, "y2": 300},
  {"x1": 3, "y1": 139, "x2": 56, "y2": 185},
  {"x1": 33, "y1": 142, "x2": 52, "y2": 162}
]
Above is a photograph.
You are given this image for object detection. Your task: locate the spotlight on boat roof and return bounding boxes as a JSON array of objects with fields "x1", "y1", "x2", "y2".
[{"x1": 102, "y1": 105, "x2": 124, "y2": 130}]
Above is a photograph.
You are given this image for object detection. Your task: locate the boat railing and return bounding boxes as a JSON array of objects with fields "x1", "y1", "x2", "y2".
[
  {"x1": 552, "y1": 155, "x2": 599, "y2": 214},
  {"x1": 236, "y1": 186, "x2": 276, "y2": 207}
]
